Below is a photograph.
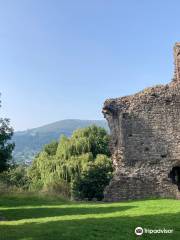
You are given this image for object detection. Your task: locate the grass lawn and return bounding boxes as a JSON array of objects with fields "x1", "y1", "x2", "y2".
[{"x1": 0, "y1": 194, "x2": 179, "y2": 240}]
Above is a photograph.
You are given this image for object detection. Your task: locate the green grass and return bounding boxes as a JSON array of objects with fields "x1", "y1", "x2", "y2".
[{"x1": 0, "y1": 194, "x2": 179, "y2": 240}]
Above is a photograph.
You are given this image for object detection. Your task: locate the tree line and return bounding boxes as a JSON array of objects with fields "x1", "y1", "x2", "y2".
[{"x1": 0, "y1": 100, "x2": 113, "y2": 200}]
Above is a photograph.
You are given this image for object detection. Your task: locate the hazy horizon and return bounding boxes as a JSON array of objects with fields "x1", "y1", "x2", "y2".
[{"x1": 1, "y1": 1, "x2": 179, "y2": 131}]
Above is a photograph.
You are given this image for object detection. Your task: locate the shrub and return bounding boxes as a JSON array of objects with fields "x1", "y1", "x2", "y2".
[
  {"x1": 72, "y1": 155, "x2": 113, "y2": 200},
  {"x1": 0, "y1": 165, "x2": 30, "y2": 190}
]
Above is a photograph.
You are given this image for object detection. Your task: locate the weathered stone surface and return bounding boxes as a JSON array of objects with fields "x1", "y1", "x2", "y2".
[{"x1": 103, "y1": 43, "x2": 180, "y2": 201}]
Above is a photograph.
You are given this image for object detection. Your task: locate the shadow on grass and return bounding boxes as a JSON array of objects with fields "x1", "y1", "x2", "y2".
[
  {"x1": 1, "y1": 205, "x2": 135, "y2": 220},
  {"x1": 0, "y1": 212, "x2": 179, "y2": 240}
]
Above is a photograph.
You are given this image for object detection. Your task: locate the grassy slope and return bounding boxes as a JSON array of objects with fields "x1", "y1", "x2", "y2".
[{"x1": 0, "y1": 194, "x2": 179, "y2": 240}]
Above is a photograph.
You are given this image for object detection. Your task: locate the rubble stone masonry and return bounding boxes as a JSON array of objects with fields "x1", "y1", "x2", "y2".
[{"x1": 103, "y1": 43, "x2": 180, "y2": 201}]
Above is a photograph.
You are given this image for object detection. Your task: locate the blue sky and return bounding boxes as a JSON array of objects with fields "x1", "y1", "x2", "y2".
[{"x1": 0, "y1": 0, "x2": 179, "y2": 131}]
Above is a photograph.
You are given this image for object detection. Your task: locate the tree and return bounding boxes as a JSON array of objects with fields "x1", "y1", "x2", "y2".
[
  {"x1": 28, "y1": 125, "x2": 112, "y2": 199},
  {"x1": 43, "y1": 141, "x2": 58, "y2": 156},
  {"x1": 1, "y1": 164, "x2": 29, "y2": 189},
  {"x1": 71, "y1": 125, "x2": 110, "y2": 158},
  {"x1": 0, "y1": 118, "x2": 14, "y2": 172},
  {"x1": 72, "y1": 154, "x2": 113, "y2": 200}
]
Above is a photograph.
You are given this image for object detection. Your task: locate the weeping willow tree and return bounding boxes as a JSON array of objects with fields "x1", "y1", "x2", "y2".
[{"x1": 28, "y1": 125, "x2": 112, "y2": 199}]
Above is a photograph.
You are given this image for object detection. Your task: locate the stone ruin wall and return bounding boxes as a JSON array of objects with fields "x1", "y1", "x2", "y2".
[{"x1": 103, "y1": 43, "x2": 180, "y2": 201}]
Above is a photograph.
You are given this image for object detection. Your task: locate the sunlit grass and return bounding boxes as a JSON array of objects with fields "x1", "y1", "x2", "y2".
[{"x1": 0, "y1": 194, "x2": 179, "y2": 240}]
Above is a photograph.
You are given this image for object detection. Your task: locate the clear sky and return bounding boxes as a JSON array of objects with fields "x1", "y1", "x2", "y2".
[{"x1": 0, "y1": 0, "x2": 179, "y2": 131}]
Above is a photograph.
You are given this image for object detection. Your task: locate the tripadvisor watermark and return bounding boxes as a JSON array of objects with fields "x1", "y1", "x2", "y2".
[{"x1": 135, "y1": 227, "x2": 173, "y2": 236}]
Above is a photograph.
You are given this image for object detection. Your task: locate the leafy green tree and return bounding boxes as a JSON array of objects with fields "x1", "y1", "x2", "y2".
[
  {"x1": 71, "y1": 125, "x2": 110, "y2": 157},
  {"x1": 0, "y1": 117, "x2": 15, "y2": 172},
  {"x1": 28, "y1": 126, "x2": 112, "y2": 199},
  {"x1": 8, "y1": 165, "x2": 29, "y2": 188},
  {"x1": 72, "y1": 154, "x2": 113, "y2": 200},
  {"x1": 43, "y1": 141, "x2": 58, "y2": 156},
  {"x1": 27, "y1": 157, "x2": 43, "y2": 190}
]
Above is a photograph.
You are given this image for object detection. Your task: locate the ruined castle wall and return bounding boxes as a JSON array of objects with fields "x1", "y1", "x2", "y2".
[{"x1": 103, "y1": 44, "x2": 180, "y2": 201}]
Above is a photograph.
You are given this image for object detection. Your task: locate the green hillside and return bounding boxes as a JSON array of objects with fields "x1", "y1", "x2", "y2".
[{"x1": 13, "y1": 119, "x2": 109, "y2": 164}]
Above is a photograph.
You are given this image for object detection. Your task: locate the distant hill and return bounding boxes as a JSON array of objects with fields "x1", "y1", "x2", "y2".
[{"x1": 12, "y1": 119, "x2": 109, "y2": 164}]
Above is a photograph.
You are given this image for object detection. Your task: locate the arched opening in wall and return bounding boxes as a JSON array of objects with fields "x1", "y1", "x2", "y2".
[{"x1": 169, "y1": 166, "x2": 180, "y2": 190}]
